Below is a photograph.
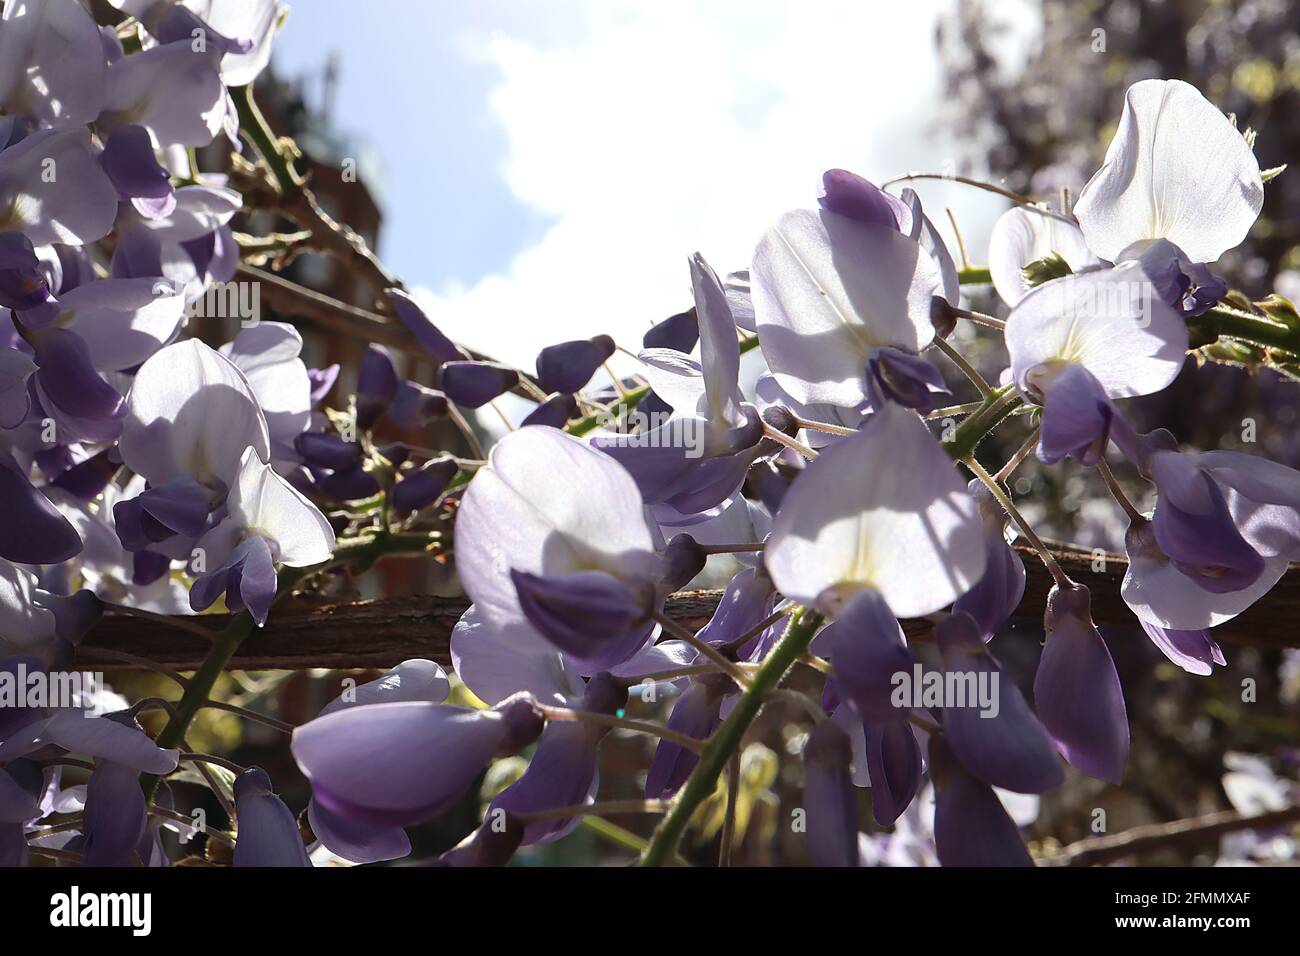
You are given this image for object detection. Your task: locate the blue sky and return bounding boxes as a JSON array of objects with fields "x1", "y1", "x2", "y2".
[{"x1": 273, "y1": 1, "x2": 1038, "y2": 370}]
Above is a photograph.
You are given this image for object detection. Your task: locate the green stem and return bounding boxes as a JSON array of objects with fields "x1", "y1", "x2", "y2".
[
  {"x1": 1189, "y1": 306, "x2": 1300, "y2": 356},
  {"x1": 141, "y1": 615, "x2": 254, "y2": 799},
  {"x1": 958, "y1": 266, "x2": 992, "y2": 285},
  {"x1": 943, "y1": 385, "x2": 1024, "y2": 461},
  {"x1": 638, "y1": 607, "x2": 823, "y2": 866},
  {"x1": 231, "y1": 83, "x2": 302, "y2": 195}
]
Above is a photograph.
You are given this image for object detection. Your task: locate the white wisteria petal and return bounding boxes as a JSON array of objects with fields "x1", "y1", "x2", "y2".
[
  {"x1": 1005, "y1": 261, "x2": 1187, "y2": 399},
  {"x1": 40, "y1": 710, "x2": 180, "y2": 775},
  {"x1": 183, "y1": 0, "x2": 286, "y2": 87},
  {"x1": 690, "y1": 253, "x2": 745, "y2": 430},
  {"x1": 139, "y1": 184, "x2": 243, "y2": 242},
  {"x1": 451, "y1": 606, "x2": 584, "y2": 706},
  {"x1": 0, "y1": 0, "x2": 106, "y2": 128},
  {"x1": 752, "y1": 208, "x2": 941, "y2": 407},
  {"x1": 53, "y1": 278, "x2": 187, "y2": 372},
  {"x1": 0, "y1": 558, "x2": 57, "y2": 649},
  {"x1": 220, "y1": 322, "x2": 312, "y2": 449},
  {"x1": 455, "y1": 426, "x2": 657, "y2": 625},
  {"x1": 636, "y1": 348, "x2": 707, "y2": 417},
  {"x1": 0, "y1": 129, "x2": 118, "y2": 245},
  {"x1": 765, "y1": 402, "x2": 985, "y2": 619},
  {"x1": 988, "y1": 206, "x2": 1099, "y2": 306},
  {"x1": 119, "y1": 339, "x2": 269, "y2": 493},
  {"x1": 1073, "y1": 79, "x2": 1263, "y2": 263},
  {"x1": 103, "y1": 41, "x2": 226, "y2": 147},
  {"x1": 227, "y1": 446, "x2": 335, "y2": 566}
]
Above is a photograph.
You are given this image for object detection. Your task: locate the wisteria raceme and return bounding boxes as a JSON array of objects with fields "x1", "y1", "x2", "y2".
[{"x1": 0, "y1": 0, "x2": 1295, "y2": 876}]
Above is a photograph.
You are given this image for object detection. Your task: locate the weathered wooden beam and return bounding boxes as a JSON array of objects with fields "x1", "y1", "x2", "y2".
[{"x1": 74, "y1": 544, "x2": 1298, "y2": 671}]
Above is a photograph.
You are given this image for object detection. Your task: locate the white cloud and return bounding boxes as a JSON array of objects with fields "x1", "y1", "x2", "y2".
[{"x1": 413, "y1": 0, "x2": 1020, "y2": 380}]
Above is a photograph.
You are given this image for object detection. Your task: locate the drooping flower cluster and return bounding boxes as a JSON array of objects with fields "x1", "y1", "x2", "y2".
[{"x1": 0, "y1": 0, "x2": 1293, "y2": 870}]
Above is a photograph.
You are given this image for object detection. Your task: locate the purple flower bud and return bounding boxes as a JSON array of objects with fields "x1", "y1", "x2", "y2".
[
  {"x1": 930, "y1": 736, "x2": 1033, "y2": 867},
  {"x1": 385, "y1": 289, "x2": 466, "y2": 365},
  {"x1": 802, "y1": 720, "x2": 860, "y2": 866},
  {"x1": 521, "y1": 392, "x2": 579, "y2": 429},
  {"x1": 1035, "y1": 584, "x2": 1129, "y2": 783},
  {"x1": 389, "y1": 381, "x2": 449, "y2": 429},
  {"x1": 660, "y1": 533, "x2": 707, "y2": 593},
  {"x1": 32, "y1": 588, "x2": 102, "y2": 643},
  {"x1": 390, "y1": 457, "x2": 458, "y2": 516},
  {"x1": 1034, "y1": 363, "x2": 1123, "y2": 466},
  {"x1": 535, "y1": 334, "x2": 615, "y2": 395},
  {"x1": 294, "y1": 432, "x2": 364, "y2": 471},
  {"x1": 952, "y1": 481, "x2": 1026, "y2": 641},
  {"x1": 133, "y1": 550, "x2": 170, "y2": 587},
  {"x1": 83, "y1": 757, "x2": 147, "y2": 867},
  {"x1": 643, "y1": 309, "x2": 699, "y2": 353},
  {"x1": 818, "y1": 169, "x2": 910, "y2": 231},
  {"x1": 315, "y1": 463, "x2": 380, "y2": 502},
  {"x1": 291, "y1": 696, "x2": 544, "y2": 828},
  {"x1": 440, "y1": 361, "x2": 520, "y2": 409},
  {"x1": 510, "y1": 568, "x2": 652, "y2": 660},
  {"x1": 936, "y1": 613, "x2": 1064, "y2": 794},
  {"x1": 233, "y1": 768, "x2": 312, "y2": 867},
  {"x1": 357, "y1": 345, "x2": 399, "y2": 429}
]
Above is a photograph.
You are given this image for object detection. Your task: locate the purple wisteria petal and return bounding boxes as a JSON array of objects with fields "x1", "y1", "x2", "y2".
[
  {"x1": 0, "y1": 232, "x2": 55, "y2": 311},
  {"x1": 820, "y1": 589, "x2": 915, "y2": 722},
  {"x1": 110, "y1": 226, "x2": 166, "y2": 278},
  {"x1": 232, "y1": 768, "x2": 312, "y2": 867},
  {"x1": 695, "y1": 566, "x2": 774, "y2": 650},
  {"x1": 308, "y1": 364, "x2": 340, "y2": 404},
  {"x1": 536, "y1": 335, "x2": 615, "y2": 395},
  {"x1": 511, "y1": 568, "x2": 651, "y2": 661},
  {"x1": 645, "y1": 678, "x2": 726, "y2": 798},
  {"x1": 817, "y1": 169, "x2": 909, "y2": 230},
  {"x1": 952, "y1": 480, "x2": 1026, "y2": 642},
  {"x1": 802, "y1": 720, "x2": 860, "y2": 866},
  {"x1": 0, "y1": 762, "x2": 41, "y2": 823},
  {"x1": 390, "y1": 457, "x2": 458, "y2": 516},
  {"x1": 320, "y1": 658, "x2": 450, "y2": 717},
  {"x1": 1033, "y1": 362, "x2": 1119, "y2": 466},
  {"x1": 41, "y1": 710, "x2": 180, "y2": 774},
  {"x1": 82, "y1": 759, "x2": 147, "y2": 867},
  {"x1": 112, "y1": 474, "x2": 212, "y2": 551},
  {"x1": 1150, "y1": 462, "x2": 1265, "y2": 594},
  {"x1": 1138, "y1": 620, "x2": 1225, "y2": 677},
  {"x1": 189, "y1": 534, "x2": 277, "y2": 626},
  {"x1": 867, "y1": 346, "x2": 952, "y2": 414},
  {"x1": 385, "y1": 289, "x2": 466, "y2": 365},
  {"x1": 294, "y1": 432, "x2": 363, "y2": 471},
  {"x1": 308, "y1": 798, "x2": 411, "y2": 865},
  {"x1": 0, "y1": 455, "x2": 83, "y2": 564},
  {"x1": 99, "y1": 124, "x2": 174, "y2": 209},
  {"x1": 1034, "y1": 584, "x2": 1129, "y2": 784},
  {"x1": 931, "y1": 737, "x2": 1033, "y2": 867},
  {"x1": 355, "y1": 344, "x2": 398, "y2": 429},
  {"x1": 936, "y1": 613, "x2": 1064, "y2": 794},
  {"x1": 440, "y1": 361, "x2": 520, "y2": 409},
  {"x1": 33, "y1": 327, "x2": 127, "y2": 443},
  {"x1": 489, "y1": 721, "x2": 600, "y2": 845},
  {"x1": 291, "y1": 696, "x2": 543, "y2": 828},
  {"x1": 863, "y1": 717, "x2": 922, "y2": 827}
]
